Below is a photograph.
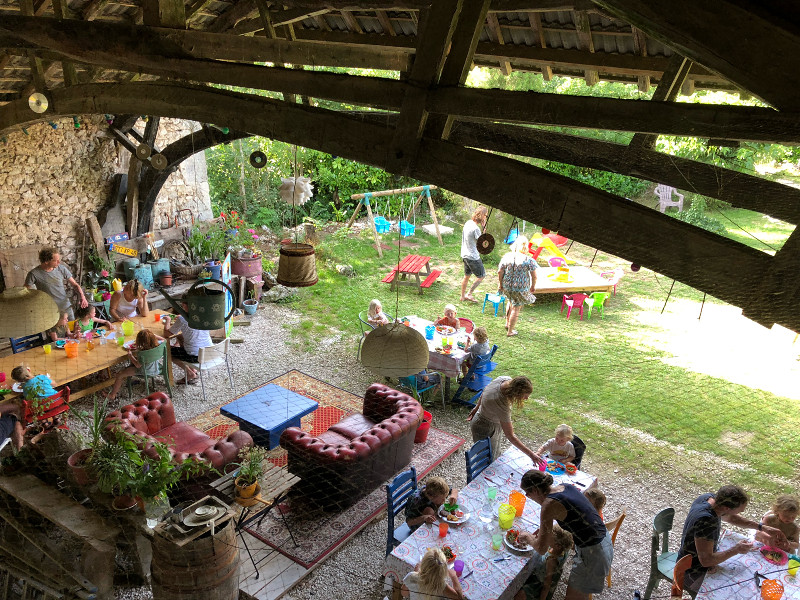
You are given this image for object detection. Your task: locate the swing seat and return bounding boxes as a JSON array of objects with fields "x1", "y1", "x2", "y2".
[
  {"x1": 374, "y1": 216, "x2": 391, "y2": 234},
  {"x1": 400, "y1": 220, "x2": 415, "y2": 237},
  {"x1": 504, "y1": 228, "x2": 519, "y2": 244}
]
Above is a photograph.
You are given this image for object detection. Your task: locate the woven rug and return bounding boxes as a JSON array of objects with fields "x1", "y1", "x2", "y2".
[{"x1": 188, "y1": 370, "x2": 464, "y2": 568}]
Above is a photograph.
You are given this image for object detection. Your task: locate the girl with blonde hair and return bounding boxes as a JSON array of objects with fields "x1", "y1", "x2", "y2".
[
  {"x1": 401, "y1": 547, "x2": 464, "y2": 600},
  {"x1": 498, "y1": 234, "x2": 538, "y2": 336}
]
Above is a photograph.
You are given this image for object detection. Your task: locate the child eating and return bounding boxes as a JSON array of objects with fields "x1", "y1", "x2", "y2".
[
  {"x1": 11, "y1": 365, "x2": 58, "y2": 401},
  {"x1": 367, "y1": 298, "x2": 390, "y2": 327},
  {"x1": 536, "y1": 424, "x2": 576, "y2": 465},
  {"x1": 103, "y1": 329, "x2": 165, "y2": 402},
  {"x1": 515, "y1": 525, "x2": 573, "y2": 600},
  {"x1": 404, "y1": 476, "x2": 459, "y2": 531},
  {"x1": 756, "y1": 494, "x2": 799, "y2": 552},
  {"x1": 434, "y1": 304, "x2": 459, "y2": 330},
  {"x1": 401, "y1": 547, "x2": 464, "y2": 600},
  {"x1": 461, "y1": 326, "x2": 491, "y2": 378},
  {"x1": 71, "y1": 305, "x2": 112, "y2": 337},
  {"x1": 46, "y1": 312, "x2": 75, "y2": 342}
]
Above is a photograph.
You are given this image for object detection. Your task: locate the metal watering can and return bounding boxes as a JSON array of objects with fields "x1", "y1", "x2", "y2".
[{"x1": 156, "y1": 279, "x2": 235, "y2": 330}]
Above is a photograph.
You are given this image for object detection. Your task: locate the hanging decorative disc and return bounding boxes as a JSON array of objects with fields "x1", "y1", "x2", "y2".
[
  {"x1": 150, "y1": 153, "x2": 168, "y2": 170},
  {"x1": 28, "y1": 92, "x2": 49, "y2": 114},
  {"x1": 136, "y1": 144, "x2": 152, "y2": 160},
  {"x1": 249, "y1": 151, "x2": 267, "y2": 169},
  {"x1": 631, "y1": 263, "x2": 641, "y2": 272},
  {"x1": 477, "y1": 233, "x2": 495, "y2": 255}
]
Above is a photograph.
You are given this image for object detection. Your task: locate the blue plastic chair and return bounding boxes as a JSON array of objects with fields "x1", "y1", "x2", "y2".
[
  {"x1": 465, "y1": 437, "x2": 493, "y2": 483},
  {"x1": 10, "y1": 333, "x2": 46, "y2": 354},
  {"x1": 386, "y1": 466, "x2": 417, "y2": 556},
  {"x1": 472, "y1": 344, "x2": 498, "y2": 375},
  {"x1": 452, "y1": 355, "x2": 492, "y2": 406},
  {"x1": 482, "y1": 293, "x2": 506, "y2": 317}
]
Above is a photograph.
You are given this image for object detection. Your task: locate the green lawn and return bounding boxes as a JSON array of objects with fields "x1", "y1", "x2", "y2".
[{"x1": 280, "y1": 214, "x2": 798, "y2": 504}]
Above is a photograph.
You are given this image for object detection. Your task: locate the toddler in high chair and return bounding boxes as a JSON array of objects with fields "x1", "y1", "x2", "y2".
[
  {"x1": 536, "y1": 424, "x2": 576, "y2": 464},
  {"x1": 367, "y1": 299, "x2": 390, "y2": 327},
  {"x1": 461, "y1": 326, "x2": 490, "y2": 379}
]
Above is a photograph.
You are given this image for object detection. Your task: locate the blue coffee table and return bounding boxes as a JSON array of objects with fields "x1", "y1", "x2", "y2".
[{"x1": 220, "y1": 383, "x2": 318, "y2": 449}]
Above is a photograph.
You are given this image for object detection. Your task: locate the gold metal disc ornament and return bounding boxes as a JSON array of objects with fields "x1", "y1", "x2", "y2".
[
  {"x1": 136, "y1": 144, "x2": 152, "y2": 160},
  {"x1": 150, "y1": 153, "x2": 168, "y2": 170},
  {"x1": 28, "y1": 92, "x2": 49, "y2": 114}
]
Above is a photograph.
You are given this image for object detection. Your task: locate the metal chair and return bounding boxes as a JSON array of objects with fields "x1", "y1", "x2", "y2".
[
  {"x1": 655, "y1": 184, "x2": 684, "y2": 213},
  {"x1": 10, "y1": 333, "x2": 45, "y2": 354},
  {"x1": 561, "y1": 293, "x2": 590, "y2": 320},
  {"x1": 572, "y1": 434, "x2": 586, "y2": 469},
  {"x1": 126, "y1": 343, "x2": 173, "y2": 399},
  {"x1": 643, "y1": 508, "x2": 679, "y2": 600},
  {"x1": 386, "y1": 466, "x2": 417, "y2": 556},
  {"x1": 605, "y1": 507, "x2": 627, "y2": 589},
  {"x1": 482, "y1": 293, "x2": 506, "y2": 317},
  {"x1": 465, "y1": 437, "x2": 493, "y2": 483},
  {"x1": 357, "y1": 310, "x2": 374, "y2": 359},
  {"x1": 188, "y1": 338, "x2": 235, "y2": 402},
  {"x1": 584, "y1": 292, "x2": 610, "y2": 319}
]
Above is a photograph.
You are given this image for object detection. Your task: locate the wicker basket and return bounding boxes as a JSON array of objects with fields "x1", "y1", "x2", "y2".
[{"x1": 171, "y1": 262, "x2": 205, "y2": 277}]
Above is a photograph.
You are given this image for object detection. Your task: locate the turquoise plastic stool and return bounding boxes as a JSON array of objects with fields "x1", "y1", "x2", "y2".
[{"x1": 482, "y1": 293, "x2": 506, "y2": 316}]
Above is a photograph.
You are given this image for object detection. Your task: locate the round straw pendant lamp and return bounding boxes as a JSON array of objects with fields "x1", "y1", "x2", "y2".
[
  {"x1": 0, "y1": 287, "x2": 60, "y2": 338},
  {"x1": 361, "y1": 322, "x2": 430, "y2": 378}
]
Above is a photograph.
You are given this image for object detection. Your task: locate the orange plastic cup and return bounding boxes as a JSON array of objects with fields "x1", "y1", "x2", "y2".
[
  {"x1": 761, "y1": 579, "x2": 784, "y2": 600},
  {"x1": 509, "y1": 490, "x2": 526, "y2": 518},
  {"x1": 65, "y1": 340, "x2": 78, "y2": 358},
  {"x1": 154, "y1": 313, "x2": 161, "y2": 322},
  {"x1": 438, "y1": 522, "x2": 449, "y2": 537}
]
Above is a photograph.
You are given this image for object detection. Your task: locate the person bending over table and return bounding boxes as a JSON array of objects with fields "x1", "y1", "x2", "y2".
[
  {"x1": 25, "y1": 246, "x2": 87, "y2": 321},
  {"x1": 519, "y1": 470, "x2": 612, "y2": 600},
  {"x1": 677, "y1": 484, "x2": 787, "y2": 596},
  {"x1": 162, "y1": 299, "x2": 212, "y2": 385},
  {"x1": 109, "y1": 279, "x2": 149, "y2": 321},
  {"x1": 467, "y1": 375, "x2": 543, "y2": 465}
]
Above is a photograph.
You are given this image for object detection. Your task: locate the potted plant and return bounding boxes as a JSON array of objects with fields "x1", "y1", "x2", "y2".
[
  {"x1": 234, "y1": 445, "x2": 268, "y2": 499},
  {"x1": 242, "y1": 290, "x2": 259, "y2": 315},
  {"x1": 67, "y1": 399, "x2": 108, "y2": 485}
]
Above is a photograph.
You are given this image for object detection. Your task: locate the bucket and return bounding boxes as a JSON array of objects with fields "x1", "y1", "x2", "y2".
[
  {"x1": 132, "y1": 265, "x2": 154, "y2": 290},
  {"x1": 203, "y1": 261, "x2": 222, "y2": 281},
  {"x1": 151, "y1": 519, "x2": 239, "y2": 600},
  {"x1": 122, "y1": 258, "x2": 140, "y2": 280},
  {"x1": 149, "y1": 258, "x2": 171, "y2": 281},
  {"x1": 276, "y1": 243, "x2": 317, "y2": 287},
  {"x1": 182, "y1": 279, "x2": 236, "y2": 330},
  {"x1": 231, "y1": 256, "x2": 263, "y2": 281},
  {"x1": 414, "y1": 410, "x2": 432, "y2": 443}
]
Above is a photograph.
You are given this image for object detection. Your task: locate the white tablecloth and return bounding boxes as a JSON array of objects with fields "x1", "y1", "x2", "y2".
[
  {"x1": 405, "y1": 317, "x2": 469, "y2": 378},
  {"x1": 383, "y1": 447, "x2": 597, "y2": 600}
]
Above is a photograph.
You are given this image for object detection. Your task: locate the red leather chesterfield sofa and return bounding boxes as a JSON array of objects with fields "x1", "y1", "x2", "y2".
[
  {"x1": 105, "y1": 392, "x2": 253, "y2": 470},
  {"x1": 280, "y1": 383, "x2": 423, "y2": 510}
]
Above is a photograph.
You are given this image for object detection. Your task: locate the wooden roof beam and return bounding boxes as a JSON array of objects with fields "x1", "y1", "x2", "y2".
[
  {"x1": 629, "y1": 53, "x2": 690, "y2": 149},
  {"x1": 593, "y1": 0, "x2": 800, "y2": 111},
  {"x1": 142, "y1": 0, "x2": 185, "y2": 28},
  {"x1": 527, "y1": 11, "x2": 552, "y2": 81},
  {"x1": 630, "y1": 26, "x2": 649, "y2": 92},
  {"x1": 573, "y1": 11, "x2": 598, "y2": 85},
  {"x1": 207, "y1": 0, "x2": 257, "y2": 33},
  {"x1": 376, "y1": 10, "x2": 395, "y2": 35},
  {"x1": 270, "y1": 7, "x2": 330, "y2": 27},
  {"x1": 486, "y1": 13, "x2": 511, "y2": 75}
]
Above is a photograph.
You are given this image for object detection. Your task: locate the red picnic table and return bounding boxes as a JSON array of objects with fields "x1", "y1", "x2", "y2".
[{"x1": 381, "y1": 254, "x2": 441, "y2": 295}]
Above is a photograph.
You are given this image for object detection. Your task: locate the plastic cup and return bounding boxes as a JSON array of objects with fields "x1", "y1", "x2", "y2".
[
  {"x1": 498, "y1": 503, "x2": 516, "y2": 530},
  {"x1": 43, "y1": 344, "x2": 52, "y2": 354},
  {"x1": 122, "y1": 321, "x2": 134, "y2": 336},
  {"x1": 65, "y1": 340, "x2": 78, "y2": 358},
  {"x1": 487, "y1": 486, "x2": 497, "y2": 501},
  {"x1": 453, "y1": 559, "x2": 464, "y2": 577},
  {"x1": 117, "y1": 335, "x2": 125, "y2": 347},
  {"x1": 491, "y1": 533, "x2": 503, "y2": 550},
  {"x1": 789, "y1": 559, "x2": 800, "y2": 577},
  {"x1": 438, "y1": 522, "x2": 449, "y2": 537},
  {"x1": 509, "y1": 490, "x2": 526, "y2": 517},
  {"x1": 0, "y1": 372, "x2": 5, "y2": 383},
  {"x1": 154, "y1": 313, "x2": 161, "y2": 322}
]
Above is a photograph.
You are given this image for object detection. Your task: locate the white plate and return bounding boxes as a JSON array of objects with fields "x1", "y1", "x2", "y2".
[
  {"x1": 12, "y1": 382, "x2": 23, "y2": 393},
  {"x1": 439, "y1": 507, "x2": 470, "y2": 524},
  {"x1": 182, "y1": 506, "x2": 224, "y2": 527},
  {"x1": 504, "y1": 533, "x2": 534, "y2": 552}
]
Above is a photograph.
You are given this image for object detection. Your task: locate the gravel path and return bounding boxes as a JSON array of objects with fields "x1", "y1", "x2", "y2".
[{"x1": 109, "y1": 302, "x2": 760, "y2": 600}]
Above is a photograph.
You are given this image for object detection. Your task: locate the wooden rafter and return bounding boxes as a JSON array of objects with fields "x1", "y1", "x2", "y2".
[
  {"x1": 486, "y1": 12, "x2": 511, "y2": 75},
  {"x1": 339, "y1": 10, "x2": 364, "y2": 34},
  {"x1": 142, "y1": 0, "x2": 185, "y2": 28},
  {"x1": 270, "y1": 7, "x2": 329, "y2": 27},
  {"x1": 207, "y1": 0, "x2": 256, "y2": 33},
  {"x1": 376, "y1": 10, "x2": 395, "y2": 35},
  {"x1": 628, "y1": 54, "x2": 690, "y2": 149},
  {"x1": 573, "y1": 11, "x2": 597, "y2": 85},
  {"x1": 630, "y1": 25, "x2": 649, "y2": 92},
  {"x1": 527, "y1": 11, "x2": 552, "y2": 81}
]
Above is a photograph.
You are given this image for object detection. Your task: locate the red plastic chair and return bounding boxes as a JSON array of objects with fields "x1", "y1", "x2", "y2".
[
  {"x1": 458, "y1": 317, "x2": 474, "y2": 333},
  {"x1": 561, "y1": 293, "x2": 590, "y2": 320},
  {"x1": 548, "y1": 257, "x2": 566, "y2": 268},
  {"x1": 601, "y1": 268, "x2": 624, "y2": 296}
]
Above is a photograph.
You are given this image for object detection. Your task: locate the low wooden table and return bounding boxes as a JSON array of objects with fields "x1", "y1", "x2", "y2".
[
  {"x1": 382, "y1": 254, "x2": 441, "y2": 295},
  {"x1": 533, "y1": 266, "x2": 614, "y2": 295}
]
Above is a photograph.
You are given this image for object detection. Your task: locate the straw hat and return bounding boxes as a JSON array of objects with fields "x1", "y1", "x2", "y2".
[
  {"x1": 0, "y1": 287, "x2": 59, "y2": 338},
  {"x1": 361, "y1": 322, "x2": 429, "y2": 377}
]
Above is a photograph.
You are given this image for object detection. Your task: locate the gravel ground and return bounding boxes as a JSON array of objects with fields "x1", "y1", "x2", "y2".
[{"x1": 106, "y1": 302, "x2": 756, "y2": 600}]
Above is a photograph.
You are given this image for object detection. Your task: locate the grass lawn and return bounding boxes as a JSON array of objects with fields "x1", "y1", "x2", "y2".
[{"x1": 277, "y1": 211, "x2": 799, "y2": 506}]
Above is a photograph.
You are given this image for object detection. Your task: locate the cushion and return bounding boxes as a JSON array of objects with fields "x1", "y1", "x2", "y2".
[
  {"x1": 328, "y1": 413, "x2": 376, "y2": 439},
  {"x1": 156, "y1": 422, "x2": 215, "y2": 455}
]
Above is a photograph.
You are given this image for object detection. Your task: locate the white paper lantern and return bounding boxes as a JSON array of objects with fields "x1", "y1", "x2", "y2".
[{"x1": 279, "y1": 176, "x2": 314, "y2": 206}]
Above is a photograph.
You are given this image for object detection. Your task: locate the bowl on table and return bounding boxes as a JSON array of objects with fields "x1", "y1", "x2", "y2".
[{"x1": 54, "y1": 340, "x2": 66, "y2": 349}]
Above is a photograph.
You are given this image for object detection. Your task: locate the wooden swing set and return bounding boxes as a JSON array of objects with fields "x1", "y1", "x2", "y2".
[{"x1": 347, "y1": 185, "x2": 443, "y2": 257}]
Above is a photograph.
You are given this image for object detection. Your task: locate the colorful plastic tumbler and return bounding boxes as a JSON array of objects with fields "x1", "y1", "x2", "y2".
[
  {"x1": 491, "y1": 533, "x2": 503, "y2": 550},
  {"x1": 453, "y1": 559, "x2": 464, "y2": 577},
  {"x1": 122, "y1": 320, "x2": 135, "y2": 336},
  {"x1": 498, "y1": 503, "x2": 516, "y2": 530},
  {"x1": 425, "y1": 325, "x2": 435, "y2": 340},
  {"x1": 43, "y1": 344, "x2": 52, "y2": 354},
  {"x1": 439, "y1": 522, "x2": 449, "y2": 537},
  {"x1": 761, "y1": 579, "x2": 784, "y2": 600},
  {"x1": 788, "y1": 559, "x2": 800, "y2": 577},
  {"x1": 65, "y1": 340, "x2": 78, "y2": 358},
  {"x1": 117, "y1": 334, "x2": 125, "y2": 347},
  {"x1": 509, "y1": 490, "x2": 526, "y2": 518},
  {"x1": 487, "y1": 486, "x2": 497, "y2": 501}
]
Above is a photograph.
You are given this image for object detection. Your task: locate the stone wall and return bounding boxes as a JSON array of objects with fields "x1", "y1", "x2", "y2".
[{"x1": 0, "y1": 115, "x2": 211, "y2": 279}]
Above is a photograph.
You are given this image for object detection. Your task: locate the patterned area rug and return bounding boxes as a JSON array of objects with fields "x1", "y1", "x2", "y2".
[{"x1": 188, "y1": 370, "x2": 464, "y2": 568}]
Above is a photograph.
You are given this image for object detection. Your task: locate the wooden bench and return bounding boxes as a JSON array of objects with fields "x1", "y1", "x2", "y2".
[
  {"x1": 420, "y1": 269, "x2": 442, "y2": 289},
  {"x1": 381, "y1": 267, "x2": 398, "y2": 284}
]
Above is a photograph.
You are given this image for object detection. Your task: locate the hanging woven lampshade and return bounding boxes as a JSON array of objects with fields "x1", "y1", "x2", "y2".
[
  {"x1": 361, "y1": 322, "x2": 429, "y2": 378},
  {"x1": 279, "y1": 176, "x2": 314, "y2": 206},
  {"x1": 277, "y1": 243, "x2": 317, "y2": 287},
  {"x1": 0, "y1": 287, "x2": 59, "y2": 338}
]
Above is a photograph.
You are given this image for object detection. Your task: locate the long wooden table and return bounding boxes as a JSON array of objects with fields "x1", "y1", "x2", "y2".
[
  {"x1": 0, "y1": 310, "x2": 175, "y2": 403},
  {"x1": 533, "y1": 266, "x2": 614, "y2": 295}
]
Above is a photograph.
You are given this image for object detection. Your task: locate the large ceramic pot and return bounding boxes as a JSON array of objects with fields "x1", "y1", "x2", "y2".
[
  {"x1": 231, "y1": 256, "x2": 263, "y2": 281},
  {"x1": 67, "y1": 448, "x2": 94, "y2": 485}
]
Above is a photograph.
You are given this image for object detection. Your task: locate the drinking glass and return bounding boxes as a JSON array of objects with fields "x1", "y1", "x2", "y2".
[
  {"x1": 453, "y1": 559, "x2": 464, "y2": 577},
  {"x1": 117, "y1": 334, "x2": 125, "y2": 347},
  {"x1": 438, "y1": 522, "x2": 449, "y2": 537},
  {"x1": 487, "y1": 486, "x2": 497, "y2": 501},
  {"x1": 491, "y1": 533, "x2": 503, "y2": 550},
  {"x1": 43, "y1": 344, "x2": 52, "y2": 354}
]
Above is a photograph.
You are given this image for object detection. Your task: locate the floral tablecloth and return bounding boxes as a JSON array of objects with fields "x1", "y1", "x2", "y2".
[
  {"x1": 697, "y1": 530, "x2": 800, "y2": 600},
  {"x1": 405, "y1": 317, "x2": 469, "y2": 378},
  {"x1": 383, "y1": 447, "x2": 597, "y2": 600}
]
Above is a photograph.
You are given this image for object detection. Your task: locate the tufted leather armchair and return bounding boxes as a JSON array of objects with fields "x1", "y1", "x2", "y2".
[
  {"x1": 280, "y1": 383, "x2": 422, "y2": 510},
  {"x1": 105, "y1": 392, "x2": 253, "y2": 471}
]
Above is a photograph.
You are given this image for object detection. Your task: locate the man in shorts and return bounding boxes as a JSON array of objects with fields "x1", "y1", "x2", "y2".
[
  {"x1": 461, "y1": 205, "x2": 488, "y2": 303},
  {"x1": 162, "y1": 298, "x2": 212, "y2": 385},
  {"x1": 25, "y1": 247, "x2": 88, "y2": 321}
]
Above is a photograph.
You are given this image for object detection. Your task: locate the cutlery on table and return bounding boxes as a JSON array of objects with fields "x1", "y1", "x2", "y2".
[
  {"x1": 493, "y1": 556, "x2": 511, "y2": 562},
  {"x1": 460, "y1": 570, "x2": 473, "y2": 580}
]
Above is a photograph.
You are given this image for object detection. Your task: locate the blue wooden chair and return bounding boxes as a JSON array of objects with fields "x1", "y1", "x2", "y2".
[
  {"x1": 125, "y1": 343, "x2": 173, "y2": 399},
  {"x1": 643, "y1": 508, "x2": 679, "y2": 600},
  {"x1": 465, "y1": 437, "x2": 493, "y2": 483},
  {"x1": 10, "y1": 333, "x2": 46, "y2": 354},
  {"x1": 472, "y1": 344, "x2": 498, "y2": 375},
  {"x1": 452, "y1": 355, "x2": 492, "y2": 406},
  {"x1": 386, "y1": 466, "x2": 417, "y2": 556}
]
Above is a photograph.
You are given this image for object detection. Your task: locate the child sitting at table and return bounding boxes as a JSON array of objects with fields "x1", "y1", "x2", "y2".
[
  {"x1": 514, "y1": 525, "x2": 573, "y2": 600},
  {"x1": 404, "y1": 475, "x2": 459, "y2": 532},
  {"x1": 11, "y1": 365, "x2": 58, "y2": 401},
  {"x1": 585, "y1": 488, "x2": 607, "y2": 522},
  {"x1": 434, "y1": 304, "x2": 459, "y2": 330},
  {"x1": 367, "y1": 298, "x2": 390, "y2": 327},
  {"x1": 401, "y1": 547, "x2": 464, "y2": 600},
  {"x1": 72, "y1": 305, "x2": 112, "y2": 337},
  {"x1": 756, "y1": 494, "x2": 799, "y2": 552},
  {"x1": 46, "y1": 312, "x2": 76, "y2": 342},
  {"x1": 460, "y1": 326, "x2": 491, "y2": 379},
  {"x1": 103, "y1": 329, "x2": 165, "y2": 402},
  {"x1": 536, "y1": 424, "x2": 576, "y2": 465}
]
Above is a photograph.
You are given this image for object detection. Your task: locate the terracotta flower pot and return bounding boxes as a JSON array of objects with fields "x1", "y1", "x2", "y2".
[
  {"x1": 235, "y1": 477, "x2": 259, "y2": 499},
  {"x1": 67, "y1": 449, "x2": 94, "y2": 486},
  {"x1": 160, "y1": 273, "x2": 173, "y2": 286},
  {"x1": 112, "y1": 494, "x2": 139, "y2": 511}
]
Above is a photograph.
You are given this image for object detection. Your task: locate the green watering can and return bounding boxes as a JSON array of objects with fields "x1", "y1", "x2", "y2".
[{"x1": 156, "y1": 279, "x2": 235, "y2": 330}]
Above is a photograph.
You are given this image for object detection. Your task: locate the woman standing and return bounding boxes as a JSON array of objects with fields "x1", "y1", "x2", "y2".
[
  {"x1": 518, "y1": 470, "x2": 613, "y2": 600},
  {"x1": 467, "y1": 375, "x2": 543, "y2": 466},
  {"x1": 109, "y1": 279, "x2": 149, "y2": 321},
  {"x1": 498, "y1": 235, "x2": 538, "y2": 337}
]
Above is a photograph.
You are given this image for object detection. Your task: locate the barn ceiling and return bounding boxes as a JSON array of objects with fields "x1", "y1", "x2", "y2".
[{"x1": 0, "y1": 1, "x2": 798, "y2": 332}]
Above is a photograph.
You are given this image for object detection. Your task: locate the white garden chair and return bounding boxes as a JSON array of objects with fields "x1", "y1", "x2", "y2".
[{"x1": 655, "y1": 185, "x2": 684, "y2": 213}]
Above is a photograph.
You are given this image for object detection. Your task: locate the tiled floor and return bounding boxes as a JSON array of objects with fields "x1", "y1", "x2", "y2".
[{"x1": 237, "y1": 531, "x2": 308, "y2": 600}]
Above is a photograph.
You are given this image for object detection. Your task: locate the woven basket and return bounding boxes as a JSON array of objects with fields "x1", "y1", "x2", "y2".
[{"x1": 171, "y1": 262, "x2": 205, "y2": 277}]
